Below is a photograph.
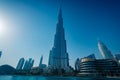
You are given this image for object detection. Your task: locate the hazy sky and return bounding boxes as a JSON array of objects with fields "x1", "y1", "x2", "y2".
[{"x1": 0, "y1": 0, "x2": 120, "y2": 68}]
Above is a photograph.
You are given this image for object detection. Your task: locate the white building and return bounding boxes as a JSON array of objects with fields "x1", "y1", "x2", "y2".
[{"x1": 98, "y1": 40, "x2": 114, "y2": 59}]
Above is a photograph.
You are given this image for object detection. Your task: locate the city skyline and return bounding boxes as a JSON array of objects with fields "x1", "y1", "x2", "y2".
[{"x1": 0, "y1": 0, "x2": 120, "y2": 68}]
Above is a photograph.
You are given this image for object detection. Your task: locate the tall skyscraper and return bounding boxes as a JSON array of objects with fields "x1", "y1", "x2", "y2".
[
  {"x1": 29, "y1": 59, "x2": 34, "y2": 69},
  {"x1": 23, "y1": 58, "x2": 34, "y2": 70},
  {"x1": 75, "y1": 58, "x2": 80, "y2": 71},
  {"x1": 23, "y1": 60, "x2": 29, "y2": 70},
  {"x1": 48, "y1": 8, "x2": 69, "y2": 71},
  {"x1": 39, "y1": 55, "x2": 47, "y2": 69},
  {"x1": 39, "y1": 55, "x2": 43, "y2": 67},
  {"x1": 0, "y1": 51, "x2": 2, "y2": 58},
  {"x1": 39, "y1": 55, "x2": 43, "y2": 68},
  {"x1": 16, "y1": 58, "x2": 25, "y2": 70},
  {"x1": 98, "y1": 40, "x2": 114, "y2": 59}
]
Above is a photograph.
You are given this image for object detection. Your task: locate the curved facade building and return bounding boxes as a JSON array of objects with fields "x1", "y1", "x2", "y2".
[
  {"x1": 79, "y1": 58, "x2": 120, "y2": 76},
  {"x1": 80, "y1": 58, "x2": 97, "y2": 74},
  {"x1": 98, "y1": 40, "x2": 114, "y2": 59}
]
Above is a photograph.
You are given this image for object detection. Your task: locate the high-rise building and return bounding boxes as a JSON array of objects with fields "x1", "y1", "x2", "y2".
[
  {"x1": 0, "y1": 51, "x2": 2, "y2": 58},
  {"x1": 75, "y1": 58, "x2": 80, "y2": 71},
  {"x1": 23, "y1": 60, "x2": 29, "y2": 70},
  {"x1": 28, "y1": 58, "x2": 34, "y2": 69},
  {"x1": 16, "y1": 58, "x2": 25, "y2": 70},
  {"x1": 48, "y1": 8, "x2": 69, "y2": 71},
  {"x1": 39, "y1": 55, "x2": 43, "y2": 68},
  {"x1": 23, "y1": 58, "x2": 34, "y2": 70},
  {"x1": 98, "y1": 40, "x2": 114, "y2": 59},
  {"x1": 39, "y1": 55, "x2": 47, "y2": 69},
  {"x1": 28, "y1": 58, "x2": 32, "y2": 69}
]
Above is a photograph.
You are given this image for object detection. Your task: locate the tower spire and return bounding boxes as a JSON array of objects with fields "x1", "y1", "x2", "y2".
[{"x1": 58, "y1": 6, "x2": 63, "y2": 24}]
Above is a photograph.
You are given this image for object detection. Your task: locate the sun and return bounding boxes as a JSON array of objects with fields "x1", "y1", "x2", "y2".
[
  {"x1": 0, "y1": 20, "x2": 6, "y2": 34},
  {"x1": 0, "y1": 14, "x2": 14, "y2": 39},
  {"x1": 0, "y1": 13, "x2": 20, "y2": 43},
  {"x1": 0, "y1": 18, "x2": 8, "y2": 37}
]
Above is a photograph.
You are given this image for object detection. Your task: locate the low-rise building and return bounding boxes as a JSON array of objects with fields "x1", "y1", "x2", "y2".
[{"x1": 78, "y1": 58, "x2": 120, "y2": 77}]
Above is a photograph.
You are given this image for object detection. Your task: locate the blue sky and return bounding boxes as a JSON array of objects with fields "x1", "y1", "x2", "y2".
[{"x1": 0, "y1": 0, "x2": 120, "y2": 68}]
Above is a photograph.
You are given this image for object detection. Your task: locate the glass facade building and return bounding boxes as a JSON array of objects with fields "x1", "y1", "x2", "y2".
[
  {"x1": 16, "y1": 58, "x2": 25, "y2": 70},
  {"x1": 75, "y1": 58, "x2": 80, "y2": 71},
  {"x1": 98, "y1": 40, "x2": 114, "y2": 59},
  {"x1": 23, "y1": 58, "x2": 34, "y2": 70},
  {"x1": 79, "y1": 58, "x2": 120, "y2": 77},
  {"x1": 39, "y1": 55, "x2": 46, "y2": 69},
  {"x1": 48, "y1": 8, "x2": 69, "y2": 72},
  {"x1": 0, "y1": 51, "x2": 2, "y2": 58}
]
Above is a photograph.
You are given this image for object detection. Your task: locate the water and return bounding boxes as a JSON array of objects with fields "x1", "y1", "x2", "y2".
[{"x1": 0, "y1": 76, "x2": 120, "y2": 80}]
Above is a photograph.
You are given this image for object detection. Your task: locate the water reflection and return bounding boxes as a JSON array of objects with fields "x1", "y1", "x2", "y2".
[
  {"x1": 11, "y1": 76, "x2": 75, "y2": 80},
  {"x1": 11, "y1": 76, "x2": 45, "y2": 80},
  {"x1": 45, "y1": 77, "x2": 105, "y2": 80},
  {"x1": 9, "y1": 76, "x2": 120, "y2": 80},
  {"x1": 45, "y1": 77, "x2": 74, "y2": 80}
]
